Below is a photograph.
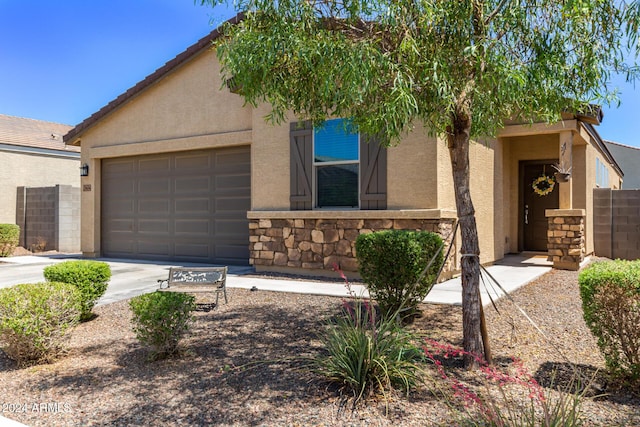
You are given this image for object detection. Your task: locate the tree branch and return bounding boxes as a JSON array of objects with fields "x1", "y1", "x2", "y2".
[{"x1": 484, "y1": 0, "x2": 511, "y2": 26}]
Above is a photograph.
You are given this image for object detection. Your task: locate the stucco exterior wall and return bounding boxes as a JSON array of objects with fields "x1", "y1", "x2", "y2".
[
  {"x1": 503, "y1": 133, "x2": 559, "y2": 253},
  {"x1": 76, "y1": 49, "x2": 252, "y2": 256},
  {"x1": 70, "y1": 34, "x2": 620, "y2": 272},
  {"x1": 251, "y1": 106, "x2": 293, "y2": 210},
  {"x1": 78, "y1": 53, "x2": 251, "y2": 148},
  {"x1": 0, "y1": 151, "x2": 79, "y2": 224},
  {"x1": 386, "y1": 124, "x2": 439, "y2": 209},
  {"x1": 432, "y1": 137, "x2": 503, "y2": 265},
  {"x1": 249, "y1": 116, "x2": 442, "y2": 211},
  {"x1": 470, "y1": 140, "x2": 502, "y2": 264}
]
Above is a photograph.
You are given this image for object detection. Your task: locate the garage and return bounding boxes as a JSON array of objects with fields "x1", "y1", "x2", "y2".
[{"x1": 101, "y1": 146, "x2": 251, "y2": 265}]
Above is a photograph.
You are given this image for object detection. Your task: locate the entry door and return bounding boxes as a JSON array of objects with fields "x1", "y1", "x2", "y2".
[{"x1": 522, "y1": 162, "x2": 559, "y2": 252}]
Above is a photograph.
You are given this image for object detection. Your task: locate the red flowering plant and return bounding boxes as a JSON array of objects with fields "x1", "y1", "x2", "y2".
[{"x1": 423, "y1": 339, "x2": 585, "y2": 426}]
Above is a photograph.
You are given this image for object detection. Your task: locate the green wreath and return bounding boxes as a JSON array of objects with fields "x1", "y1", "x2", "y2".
[{"x1": 532, "y1": 175, "x2": 555, "y2": 196}]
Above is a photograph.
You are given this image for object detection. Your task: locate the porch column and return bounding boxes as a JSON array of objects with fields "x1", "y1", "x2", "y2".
[
  {"x1": 546, "y1": 209, "x2": 585, "y2": 270},
  {"x1": 558, "y1": 131, "x2": 573, "y2": 209}
]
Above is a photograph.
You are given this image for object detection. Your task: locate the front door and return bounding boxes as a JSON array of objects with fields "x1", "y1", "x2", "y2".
[{"x1": 521, "y1": 161, "x2": 559, "y2": 252}]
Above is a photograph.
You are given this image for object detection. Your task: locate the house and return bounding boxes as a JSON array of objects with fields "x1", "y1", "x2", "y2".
[
  {"x1": 0, "y1": 114, "x2": 81, "y2": 251},
  {"x1": 63, "y1": 19, "x2": 622, "y2": 276},
  {"x1": 604, "y1": 140, "x2": 640, "y2": 189}
]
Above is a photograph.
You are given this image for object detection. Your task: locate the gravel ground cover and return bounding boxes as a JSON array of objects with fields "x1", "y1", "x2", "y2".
[{"x1": 0, "y1": 266, "x2": 639, "y2": 426}]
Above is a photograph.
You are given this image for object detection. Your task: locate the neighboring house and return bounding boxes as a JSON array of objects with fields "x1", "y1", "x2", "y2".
[
  {"x1": 64, "y1": 20, "x2": 622, "y2": 276},
  {"x1": 604, "y1": 140, "x2": 640, "y2": 189},
  {"x1": 0, "y1": 115, "x2": 81, "y2": 251}
]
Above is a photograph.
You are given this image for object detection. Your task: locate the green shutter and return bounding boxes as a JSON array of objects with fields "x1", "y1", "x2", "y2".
[{"x1": 290, "y1": 121, "x2": 313, "y2": 210}]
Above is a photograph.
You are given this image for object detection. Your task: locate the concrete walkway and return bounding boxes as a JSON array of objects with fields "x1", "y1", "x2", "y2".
[{"x1": 0, "y1": 253, "x2": 552, "y2": 306}]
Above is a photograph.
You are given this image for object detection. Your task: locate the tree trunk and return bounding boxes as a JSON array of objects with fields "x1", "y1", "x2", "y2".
[{"x1": 447, "y1": 114, "x2": 484, "y2": 369}]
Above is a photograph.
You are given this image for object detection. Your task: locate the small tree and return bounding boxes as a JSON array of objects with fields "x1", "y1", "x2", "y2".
[{"x1": 203, "y1": 0, "x2": 640, "y2": 366}]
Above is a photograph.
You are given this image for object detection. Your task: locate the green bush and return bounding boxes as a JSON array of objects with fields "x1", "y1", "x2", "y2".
[
  {"x1": 355, "y1": 230, "x2": 444, "y2": 319},
  {"x1": 579, "y1": 260, "x2": 640, "y2": 387},
  {"x1": 0, "y1": 282, "x2": 81, "y2": 366},
  {"x1": 314, "y1": 298, "x2": 424, "y2": 404},
  {"x1": 43, "y1": 260, "x2": 112, "y2": 321},
  {"x1": 129, "y1": 291, "x2": 196, "y2": 360},
  {"x1": 0, "y1": 224, "x2": 20, "y2": 257}
]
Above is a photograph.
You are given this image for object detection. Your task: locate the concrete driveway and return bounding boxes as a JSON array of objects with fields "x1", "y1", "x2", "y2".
[
  {"x1": 0, "y1": 255, "x2": 255, "y2": 305},
  {"x1": 0, "y1": 253, "x2": 555, "y2": 306}
]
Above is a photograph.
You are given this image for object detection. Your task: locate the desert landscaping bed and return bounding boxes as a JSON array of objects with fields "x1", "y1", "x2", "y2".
[{"x1": 0, "y1": 267, "x2": 639, "y2": 426}]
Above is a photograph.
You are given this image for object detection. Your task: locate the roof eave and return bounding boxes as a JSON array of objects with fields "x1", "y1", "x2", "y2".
[{"x1": 63, "y1": 13, "x2": 244, "y2": 146}]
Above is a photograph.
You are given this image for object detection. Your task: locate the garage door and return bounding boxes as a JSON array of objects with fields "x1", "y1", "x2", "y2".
[{"x1": 101, "y1": 146, "x2": 251, "y2": 265}]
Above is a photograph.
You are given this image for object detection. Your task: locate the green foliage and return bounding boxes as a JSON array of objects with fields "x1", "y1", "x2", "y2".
[
  {"x1": 43, "y1": 260, "x2": 112, "y2": 321},
  {"x1": 0, "y1": 224, "x2": 20, "y2": 257},
  {"x1": 579, "y1": 260, "x2": 640, "y2": 387},
  {"x1": 129, "y1": 291, "x2": 196, "y2": 360},
  {"x1": 314, "y1": 298, "x2": 424, "y2": 404},
  {"x1": 355, "y1": 230, "x2": 444, "y2": 319},
  {"x1": 205, "y1": 0, "x2": 639, "y2": 142},
  {"x1": 0, "y1": 282, "x2": 81, "y2": 366},
  {"x1": 203, "y1": 0, "x2": 640, "y2": 363},
  {"x1": 425, "y1": 340, "x2": 586, "y2": 426}
]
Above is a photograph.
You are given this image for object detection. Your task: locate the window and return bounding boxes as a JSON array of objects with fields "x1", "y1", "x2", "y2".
[
  {"x1": 314, "y1": 119, "x2": 359, "y2": 208},
  {"x1": 290, "y1": 120, "x2": 387, "y2": 211},
  {"x1": 596, "y1": 157, "x2": 609, "y2": 188}
]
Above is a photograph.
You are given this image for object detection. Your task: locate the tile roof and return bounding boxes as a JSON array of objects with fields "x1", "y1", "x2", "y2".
[
  {"x1": 64, "y1": 13, "x2": 243, "y2": 146},
  {"x1": 0, "y1": 114, "x2": 79, "y2": 153}
]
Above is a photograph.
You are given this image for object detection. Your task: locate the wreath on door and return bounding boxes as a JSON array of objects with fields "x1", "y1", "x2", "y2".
[{"x1": 532, "y1": 174, "x2": 556, "y2": 196}]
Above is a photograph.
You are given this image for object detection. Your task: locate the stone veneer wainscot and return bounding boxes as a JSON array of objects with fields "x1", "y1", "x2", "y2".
[{"x1": 247, "y1": 209, "x2": 458, "y2": 278}]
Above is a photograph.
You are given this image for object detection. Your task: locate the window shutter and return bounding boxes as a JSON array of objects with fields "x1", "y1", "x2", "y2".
[
  {"x1": 360, "y1": 135, "x2": 387, "y2": 210},
  {"x1": 290, "y1": 121, "x2": 313, "y2": 210}
]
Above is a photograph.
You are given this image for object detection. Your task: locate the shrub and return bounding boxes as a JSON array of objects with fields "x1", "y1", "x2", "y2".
[
  {"x1": 0, "y1": 282, "x2": 81, "y2": 366},
  {"x1": 314, "y1": 297, "x2": 425, "y2": 405},
  {"x1": 43, "y1": 260, "x2": 112, "y2": 321},
  {"x1": 129, "y1": 291, "x2": 196, "y2": 360},
  {"x1": 0, "y1": 224, "x2": 20, "y2": 257},
  {"x1": 579, "y1": 260, "x2": 640, "y2": 387},
  {"x1": 355, "y1": 230, "x2": 444, "y2": 319},
  {"x1": 424, "y1": 339, "x2": 586, "y2": 426}
]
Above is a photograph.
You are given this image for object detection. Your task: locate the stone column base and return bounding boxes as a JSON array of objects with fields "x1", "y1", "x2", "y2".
[{"x1": 546, "y1": 209, "x2": 585, "y2": 271}]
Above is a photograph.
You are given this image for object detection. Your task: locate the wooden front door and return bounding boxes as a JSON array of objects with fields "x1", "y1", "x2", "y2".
[{"x1": 521, "y1": 162, "x2": 559, "y2": 252}]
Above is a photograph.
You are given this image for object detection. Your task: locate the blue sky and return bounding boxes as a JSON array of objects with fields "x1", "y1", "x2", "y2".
[{"x1": 1, "y1": 1, "x2": 638, "y2": 146}]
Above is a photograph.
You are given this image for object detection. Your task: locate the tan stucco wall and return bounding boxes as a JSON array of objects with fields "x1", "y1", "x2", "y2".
[
  {"x1": 250, "y1": 116, "x2": 442, "y2": 211},
  {"x1": 75, "y1": 49, "x2": 252, "y2": 256},
  {"x1": 466, "y1": 139, "x2": 503, "y2": 264},
  {"x1": 503, "y1": 133, "x2": 559, "y2": 253},
  {"x1": 73, "y1": 39, "x2": 619, "y2": 269},
  {"x1": 386, "y1": 124, "x2": 439, "y2": 209},
  {"x1": 0, "y1": 151, "x2": 79, "y2": 224},
  {"x1": 432, "y1": 137, "x2": 503, "y2": 265},
  {"x1": 78, "y1": 53, "x2": 251, "y2": 148},
  {"x1": 250, "y1": 106, "x2": 293, "y2": 210}
]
